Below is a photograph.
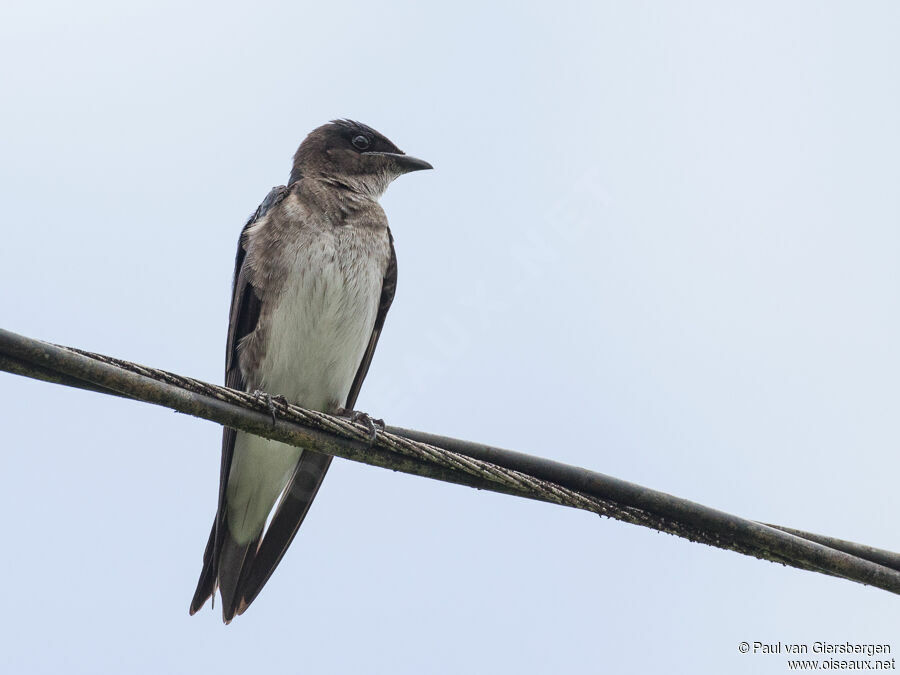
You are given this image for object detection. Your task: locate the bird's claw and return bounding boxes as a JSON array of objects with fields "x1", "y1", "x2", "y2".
[
  {"x1": 252, "y1": 390, "x2": 288, "y2": 426},
  {"x1": 338, "y1": 408, "x2": 385, "y2": 442}
]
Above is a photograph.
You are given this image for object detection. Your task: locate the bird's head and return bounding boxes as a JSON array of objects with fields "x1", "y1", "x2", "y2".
[{"x1": 290, "y1": 119, "x2": 432, "y2": 198}]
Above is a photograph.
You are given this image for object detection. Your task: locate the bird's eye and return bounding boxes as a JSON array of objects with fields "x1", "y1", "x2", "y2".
[{"x1": 351, "y1": 135, "x2": 370, "y2": 150}]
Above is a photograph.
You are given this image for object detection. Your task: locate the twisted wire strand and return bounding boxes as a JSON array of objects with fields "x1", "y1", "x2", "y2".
[
  {"x1": 1, "y1": 327, "x2": 897, "y2": 593},
  {"x1": 63, "y1": 346, "x2": 808, "y2": 566}
]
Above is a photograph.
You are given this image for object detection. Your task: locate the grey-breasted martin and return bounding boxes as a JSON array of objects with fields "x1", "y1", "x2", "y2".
[{"x1": 190, "y1": 120, "x2": 431, "y2": 623}]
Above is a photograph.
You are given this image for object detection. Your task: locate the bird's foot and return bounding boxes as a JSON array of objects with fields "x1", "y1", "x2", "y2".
[
  {"x1": 252, "y1": 390, "x2": 288, "y2": 426},
  {"x1": 336, "y1": 407, "x2": 385, "y2": 443}
]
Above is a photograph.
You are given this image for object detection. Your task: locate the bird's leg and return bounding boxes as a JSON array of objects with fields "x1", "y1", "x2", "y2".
[
  {"x1": 335, "y1": 407, "x2": 385, "y2": 442},
  {"x1": 252, "y1": 390, "x2": 289, "y2": 426}
]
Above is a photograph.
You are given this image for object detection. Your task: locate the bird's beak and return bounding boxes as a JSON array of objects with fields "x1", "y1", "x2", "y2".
[{"x1": 364, "y1": 152, "x2": 433, "y2": 173}]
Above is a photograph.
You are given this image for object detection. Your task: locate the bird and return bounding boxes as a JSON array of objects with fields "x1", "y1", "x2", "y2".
[{"x1": 189, "y1": 120, "x2": 431, "y2": 623}]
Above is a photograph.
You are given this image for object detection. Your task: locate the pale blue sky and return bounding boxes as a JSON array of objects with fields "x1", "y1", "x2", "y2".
[{"x1": 1, "y1": 1, "x2": 898, "y2": 673}]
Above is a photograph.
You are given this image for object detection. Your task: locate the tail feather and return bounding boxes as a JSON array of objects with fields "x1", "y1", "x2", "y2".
[
  {"x1": 190, "y1": 451, "x2": 332, "y2": 621},
  {"x1": 188, "y1": 516, "x2": 261, "y2": 623},
  {"x1": 217, "y1": 529, "x2": 260, "y2": 623},
  {"x1": 189, "y1": 522, "x2": 218, "y2": 615},
  {"x1": 237, "y1": 451, "x2": 332, "y2": 612}
]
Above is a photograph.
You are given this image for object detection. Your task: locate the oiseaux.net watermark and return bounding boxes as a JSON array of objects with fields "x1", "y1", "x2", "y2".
[{"x1": 738, "y1": 641, "x2": 895, "y2": 670}]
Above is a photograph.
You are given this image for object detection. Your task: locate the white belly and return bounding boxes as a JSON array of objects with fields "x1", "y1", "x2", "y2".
[
  {"x1": 225, "y1": 227, "x2": 388, "y2": 543},
  {"x1": 258, "y1": 242, "x2": 384, "y2": 410}
]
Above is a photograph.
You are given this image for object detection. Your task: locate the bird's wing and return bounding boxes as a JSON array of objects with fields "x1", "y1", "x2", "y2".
[
  {"x1": 190, "y1": 185, "x2": 289, "y2": 617},
  {"x1": 235, "y1": 230, "x2": 398, "y2": 613}
]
